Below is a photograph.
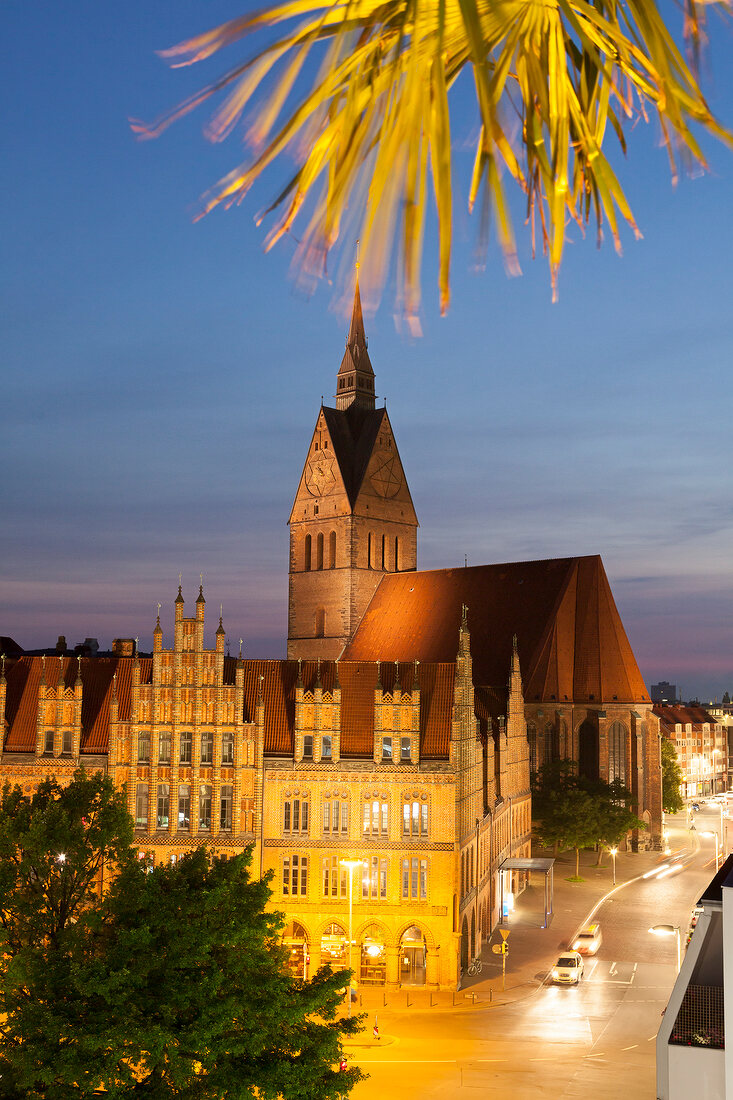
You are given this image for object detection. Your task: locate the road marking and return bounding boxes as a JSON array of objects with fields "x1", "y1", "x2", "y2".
[
  {"x1": 609, "y1": 962, "x2": 618, "y2": 977},
  {"x1": 622, "y1": 1045, "x2": 638, "y2": 1051}
]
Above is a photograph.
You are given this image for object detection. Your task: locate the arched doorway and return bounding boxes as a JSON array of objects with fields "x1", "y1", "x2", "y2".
[
  {"x1": 359, "y1": 925, "x2": 386, "y2": 985},
  {"x1": 470, "y1": 911, "x2": 476, "y2": 960},
  {"x1": 282, "y1": 921, "x2": 309, "y2": 979},
  {"x1": 400, "y1": 925, "x2": 427, "y2": 986},
  {"x1": 460, "y1": 916, "x2": 469, "y2": 974},
  {"x1": 578, "y1": 719, "x2": 599, "y2": 782},
  {"x1": 321, "y1": 922, "x2": 347, "y2": 969}
]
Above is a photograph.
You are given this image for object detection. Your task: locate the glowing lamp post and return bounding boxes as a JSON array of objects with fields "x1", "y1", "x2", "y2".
[
  {"x1": 701, "y1": 830, "x2": 721, "y2": 872},
  {"x1": 340, "y1": 859, "x2": 364, "y2": 1017},
  {"x1": 649, "y1": 924, "x2": 681, "y2": 972},
  {"x1": 609, "y1": 847, "x2": 618, "y2": 886}
]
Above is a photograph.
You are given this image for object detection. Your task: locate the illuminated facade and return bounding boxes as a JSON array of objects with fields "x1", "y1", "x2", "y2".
[{"x1": 655, "y1": 703, "x2": 727, "y2": 797}]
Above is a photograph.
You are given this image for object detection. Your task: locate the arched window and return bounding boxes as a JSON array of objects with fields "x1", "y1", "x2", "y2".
[
  {"x1": 368, "y1": 532, "x2": 374, "y2": 568},
  {"x1": 315, "y1": 608, "x2": 325, "y2": 638},
  {"x1": 578, "y1": 719, "x2": 599, "y2": 782},
  {"x1": 329, "y1": 530, "x2": 336, "y2": 568},
  {"x1": 394, "y1": 537, "x2": 399, "y2": 571},
  {"x1": 157, "y1": 784, "x2": 170, "y2": 829},
  {"x1": 44, "y1": 730, "x2": 54, "y2": 754},
  {"x1": 304, "y1": 534, "x2": 312, "y2": 571},
  {"x1": 381, "y1": 533, "x2": 386, "y2": 569},
  {"x1": 316, "y1": 532, "x2": 324, "y2": 570},
  {"x1": 527, "y1": 722, "x2": 537, "y2": 771},
  {"x1": 608, "y1": 721, "x2": 627, "y2": 786}
]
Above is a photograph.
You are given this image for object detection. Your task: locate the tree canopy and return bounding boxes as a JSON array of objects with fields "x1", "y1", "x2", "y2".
[
  {"x1": 0, "y1": 771, "x2": 364, "y2": 1099},
  {"x1": 135, "y1": 0, "x2": 731, "y2": 318},
  {"x1": 532, "y1": 760, "x2": 645, "y2": 876},
  {"x1": 660, "y1": 736, "x2": 685, "y2": 814}
]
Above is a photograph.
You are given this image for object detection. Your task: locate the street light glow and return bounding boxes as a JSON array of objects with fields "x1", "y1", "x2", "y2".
[{"x1": 649, "y1": 924, "x2": 681, "y2": 971}]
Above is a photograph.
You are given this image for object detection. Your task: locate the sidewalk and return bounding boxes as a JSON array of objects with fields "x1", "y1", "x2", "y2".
[{"x1": 346, "y1": 824, "x2": 692, "y2": 1032}]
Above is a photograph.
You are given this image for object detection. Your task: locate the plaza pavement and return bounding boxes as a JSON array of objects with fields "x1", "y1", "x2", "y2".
[{"x1": 345, "y1": 822, "x2": 692, "y2": 1044}]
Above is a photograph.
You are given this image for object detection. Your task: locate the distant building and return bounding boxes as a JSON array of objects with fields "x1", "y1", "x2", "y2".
[
  {"x1": 656, "y1": 856, "x2": 732, "y2": 1099},
  {"x1": 652, "y1": 681, "x2": 678, "y2": 704},
  {"x1": 654, "y1": 703, "x2": 727, "y2": 797}
]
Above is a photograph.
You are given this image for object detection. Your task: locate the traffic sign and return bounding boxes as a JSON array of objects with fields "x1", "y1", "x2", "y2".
[
  {"x1": 491, "y1": 944, "x2": 503, "y2": 955},
  {"x1": 499, "y1": 928, "x2": 511, "y2": 941}
]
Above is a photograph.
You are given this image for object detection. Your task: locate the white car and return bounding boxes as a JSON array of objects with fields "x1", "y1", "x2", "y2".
[{"x1": 553, "y1": 952, "x2": 584, "y2": 985}]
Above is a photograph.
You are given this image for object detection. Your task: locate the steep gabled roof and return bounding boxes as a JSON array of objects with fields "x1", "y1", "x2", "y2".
[
  {"x1": 654, "y1": 703, "x2": 719, "y2": 729},
  {"x1": 343, "y1": 555, "x2": 650, "y2": 704}
]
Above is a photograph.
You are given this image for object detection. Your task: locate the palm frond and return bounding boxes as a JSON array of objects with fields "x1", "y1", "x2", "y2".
[{"x1": 137, "y1": 0, "x2": 732, "y2": 316}]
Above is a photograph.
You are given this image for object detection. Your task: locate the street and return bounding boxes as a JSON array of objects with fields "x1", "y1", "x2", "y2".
[{"x1": 346, "y1": 809, "x2": 718, "y2": 1098}]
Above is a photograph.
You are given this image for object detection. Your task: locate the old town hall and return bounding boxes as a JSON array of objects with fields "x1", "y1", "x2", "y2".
[{"x1": 0, "y1": 281, "x2": 661, "y2": 990}]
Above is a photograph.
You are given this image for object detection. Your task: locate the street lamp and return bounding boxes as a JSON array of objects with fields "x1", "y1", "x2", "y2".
[
  {"x1": 340, "y1": 859, "x2": 364, "y2": 1018},
  {"x1": 701, "y1": 830, "x2": 721, "y2": 871},
  {"x1": 609, "y1": 847, "x2": 618, "y2": 886},
  {"x1": 649, "y1": 924, "x2": 681, "y2": 972}
]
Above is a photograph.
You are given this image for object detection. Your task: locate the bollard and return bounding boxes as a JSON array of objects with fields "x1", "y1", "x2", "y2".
[
  {"x1": 383, "y1": 992, "x2": 387, "y2": 1008},
  {"x1": 406, "y1": 992, "x2": 411, "y2": 1009},
  {"x1": 452, "y1": 991, "x2": 456, "y2": 1007},
  {"x1": 430, "y1": 992, "x2": 435, "y2": 1008}
]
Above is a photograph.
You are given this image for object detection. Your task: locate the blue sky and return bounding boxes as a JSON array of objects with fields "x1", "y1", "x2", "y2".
[{"x1": 3, "y1": 1, "x2": 733, "y2": 701}]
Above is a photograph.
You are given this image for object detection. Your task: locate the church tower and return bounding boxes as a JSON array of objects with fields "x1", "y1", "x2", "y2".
[{"x1": 287, "y1": 277, "x2": 418, "y2": 659}]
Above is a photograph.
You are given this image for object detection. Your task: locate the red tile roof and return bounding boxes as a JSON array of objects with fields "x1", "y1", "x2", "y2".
[
  {"x1": 654, "y1": 703, "x2": 719, "y2": 729},
  {"x1": 3, "y1": 658, "x2": 457, "y2": 759},
  {"x1": 344, "y1": 555, "x2": 649, "y2": 704}
]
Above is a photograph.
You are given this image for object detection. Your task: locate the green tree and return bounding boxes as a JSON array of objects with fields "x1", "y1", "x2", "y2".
[
  {"x1": 136, "y1": 0, "x2": 731, "y2": 316},
  {"x1": 534, "y1": 787, "x2": 601, "y2": 879},
  {"x1": 594, "y1": 779, "x2": 646, "y2": 866},
  {"x1": 722, "y1": 691, "x2": 730, "y2": 706},
  {"x1": 0, "y1": 776, "x2": 364, "y2": 1099},
  {"x1": 661, "y1": 736, "x2": 685, "y2": 814}
]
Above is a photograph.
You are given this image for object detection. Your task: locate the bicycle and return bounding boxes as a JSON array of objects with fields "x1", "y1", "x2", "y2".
[{"x1": 467, "y1": 957, "x2": 483, "y2": 976}]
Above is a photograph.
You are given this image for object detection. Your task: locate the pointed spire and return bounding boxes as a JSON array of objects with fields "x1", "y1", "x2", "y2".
[
  {"x1": 394, "y1": 659, "x2": 401, "y2": 693},
  {"x1": 258, "y1": 674, "x2": 264, "y2": 705},
  {"x1": 40, "y1": 654, "x2": 46, "y2": 684},
  {"x1": 297, "y1": 657, "x2": 303, "y2": 688},
  {"x1": 76, "y1": 654, "x2": 82, "y2": 685},
  {"x1": 175, "y1": 583, "x2": 184, "y2": 606},
  {"x1": 239, "y1": 638, "x2": 244, "y2": 660},
  {"x1": 376, "y1": 659, "x2": 382, "y2": 688},
  {"x1": 316, "y1": 657, "x2": 322, "y2": 689},
  {"x1": 154, "y1": 604, "x2": 163, "y2": 634},
  {"x1": 0, "y1": 654, "x2": 5, "y2": 684},
  {"x1": 112, "y1": 671, "x2": 118, "y2": 701},
  {"x1": 335, "y1": 256, "x2": 375, "y2": 411},
  {"x1": 413, "y1": 658, "x2": 420, "y2": 688},
  {"x1": 197, "y1": 575, "x2": 205, "y2": 605},
  {"x1": 216, "y1": 605, "x2": 226, "y2": 636},
  {"x1": 334, "y1": 659, "x2": 340, "y2": 689}
]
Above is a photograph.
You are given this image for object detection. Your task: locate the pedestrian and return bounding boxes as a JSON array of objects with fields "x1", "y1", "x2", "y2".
[{"x1": 373, "y1": 1015, "x2": 380, "y2": 1041}]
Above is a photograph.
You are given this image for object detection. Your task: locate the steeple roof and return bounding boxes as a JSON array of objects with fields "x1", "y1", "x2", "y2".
[{"x1": 336, "y1": 276, "x2": 375, "y2": 411}]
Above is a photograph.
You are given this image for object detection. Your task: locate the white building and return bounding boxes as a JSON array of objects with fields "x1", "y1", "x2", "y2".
[{"x1": 656, "y1": 856, "x2": 731, "y2": 1099}]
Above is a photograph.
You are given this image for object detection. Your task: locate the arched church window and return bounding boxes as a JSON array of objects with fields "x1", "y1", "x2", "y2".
[
  {"x1": 381, "y1": 534, "x2": 386, "y2": 569},
  {"x1": 315, "y1": 609, "x2": 325, "y2": 638},
  {"x1": 527, "y1": 723, "x2": 537, "y2": 771},
  {"x1": 368, "y1": 532, "x2": 374, "y2": 569},
  {"x1": 608, "y1": 721, "x2": 627, "y2": 786},
  {"x1": 329, "y1": 531, "x2": 336, "y2": 569},
  {"x1": 304, "y1": 534, "x2": 312, "y2": 572},
  {"x1": 317, "y1": 533, "x2": 324, "y2": 570},
  {"x1": 394, "y1": 537, "x2": 399, "y2": 571}
]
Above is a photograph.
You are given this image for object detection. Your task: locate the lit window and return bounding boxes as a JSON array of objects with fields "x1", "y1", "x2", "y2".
[
  {"x1": 135, "y1": 784, "x2": 148, "y2": 829},
  {"x1": 363, "y1": 798, "x2": 388, "y2": 836},
  {"x1": 362, "y1": 856, "x2": 388, "y2": 899},
  {"x1": 220, "y1": 786, "x2": 233, "y2": 831},
  {"x1": 157, "y1": 784, "x2": 169, "y2": 829},
  {"x1": 221, "y1": 732, "x2": 234, "y2": 765},
  {"x1": 402, "y1": 857, "x2": 428, "y2": 900},
  {"x1": 199, "y1": 785, "x2": 212, "y2": 831},
  {"x1": 178, "y1": 785, "x2": 190, "y2": 829},
  {"x1": 322, "y1": 856, "x2": 347, "y2": 898},
  {"x1": 323, "y1": 799, "x2": 349, "y2": 834},
  {"x1": 200, "y1": 731, "x2": 213, "y2": 765},
  {"x1": 138, "y1": 731, "x2": 150, "y2": 764}
]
